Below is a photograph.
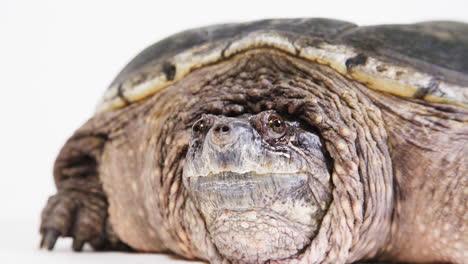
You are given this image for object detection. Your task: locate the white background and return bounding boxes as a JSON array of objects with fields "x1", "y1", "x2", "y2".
[{"x1": 1, "y1": 0, "x2": 467, "y2": 263}]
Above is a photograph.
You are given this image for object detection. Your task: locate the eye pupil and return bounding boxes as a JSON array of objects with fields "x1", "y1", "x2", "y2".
[
  {"x1": 267, "y1": 114, "x2": 286, "y2": 138},
  {"x1": 193, "y1": 121, "x2": 205, "y2": 133}
]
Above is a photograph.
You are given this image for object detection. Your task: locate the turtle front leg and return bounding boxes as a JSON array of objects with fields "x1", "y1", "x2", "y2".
[
  {"x1": 40, "y1": 133, "x2": 129, "y2": 251},
  {"x1": 40, "y1": 190, "x2": 125, "y2": 251}
]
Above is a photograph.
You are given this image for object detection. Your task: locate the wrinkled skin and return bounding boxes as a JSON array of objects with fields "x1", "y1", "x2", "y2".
[{"x1": 40, "y1": 50, "x2": 467, "y2": 264}]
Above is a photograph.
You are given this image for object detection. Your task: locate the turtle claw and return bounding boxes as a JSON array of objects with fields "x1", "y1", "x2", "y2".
[
  {"x1": 40, "y1": 228, "x2": 61, "y2": 250},
  {"x1": 40, "y1": 192, "x2": 129, "y2": 252},
  {"x1": 72, "y1": 238, "x2": 85, "y2": 252}
]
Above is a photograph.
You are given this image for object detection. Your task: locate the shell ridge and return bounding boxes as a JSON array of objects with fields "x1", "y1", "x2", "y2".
[{"x1": 96, "y1": 19, "x2": 468, "y2": 112}]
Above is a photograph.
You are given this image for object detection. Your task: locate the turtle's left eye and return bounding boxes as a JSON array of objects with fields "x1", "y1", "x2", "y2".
[{"x1": 267, "y1": 113, "x2": 286, "y2": 138}]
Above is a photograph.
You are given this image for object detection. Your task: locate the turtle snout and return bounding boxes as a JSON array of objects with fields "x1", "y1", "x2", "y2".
[
  {"x1": 191, "y1": 117, "x2": 259, "y2": 173},
  {"x1": 207, "y1": 121, "x2": 236, "y2": 149},
  {"x1": 213, "y1": 122, "x2": 232, "y2": 135}
]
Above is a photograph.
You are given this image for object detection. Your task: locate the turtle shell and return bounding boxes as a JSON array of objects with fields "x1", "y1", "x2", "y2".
[{"x1": 97, "y1": 18, "x2": 468, "y2": 112}]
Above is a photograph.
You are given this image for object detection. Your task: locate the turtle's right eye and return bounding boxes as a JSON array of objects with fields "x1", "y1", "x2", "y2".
[{"x1": 192, "y1": 119, "x2": 205, "y2": 135}]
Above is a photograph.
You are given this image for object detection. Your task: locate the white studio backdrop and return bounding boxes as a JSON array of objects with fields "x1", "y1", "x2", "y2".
[{"x1": 1, "y1": 0, "x2": 467, "y2": 263}]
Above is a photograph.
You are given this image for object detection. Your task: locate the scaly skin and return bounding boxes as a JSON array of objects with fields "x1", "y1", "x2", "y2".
[{"x1": 40, "y1": 50, "x2": 467, "y2": 263}]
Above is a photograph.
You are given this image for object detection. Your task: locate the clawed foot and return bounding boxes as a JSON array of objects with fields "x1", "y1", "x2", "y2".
[{"x1": 40, "y1": 191, "x2": 130, "y2": 252}]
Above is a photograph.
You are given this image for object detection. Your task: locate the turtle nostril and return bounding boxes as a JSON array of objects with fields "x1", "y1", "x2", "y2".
[
  {"x1": 210, "y1": 122, "x2": 235, "y2": 148},
  {"x1": 213, "y1": 124, "x2": 231, "y2": 134}
]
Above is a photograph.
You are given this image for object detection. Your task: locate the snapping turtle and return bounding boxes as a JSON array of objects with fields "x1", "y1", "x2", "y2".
[{"x1": 40, "y1": 18, "x2": 467, "y2": 264}]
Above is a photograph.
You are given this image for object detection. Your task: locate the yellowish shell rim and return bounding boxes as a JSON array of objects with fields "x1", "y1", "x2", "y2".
[{"x1": 96, "y1": 32, "x2": 467, "y2": 113}]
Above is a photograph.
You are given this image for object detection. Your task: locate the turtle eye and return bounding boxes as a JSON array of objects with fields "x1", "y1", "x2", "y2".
[
  {"x1": 267, "y1": 113, "x2": 286, "y2": 138},
  {"x1": 192, "y1": 119, "x2": 205, "y2": 135}
]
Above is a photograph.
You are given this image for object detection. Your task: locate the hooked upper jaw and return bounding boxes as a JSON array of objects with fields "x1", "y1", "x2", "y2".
[{"x1": 185, "y1": 171, "x2": 322, "y2": 225}]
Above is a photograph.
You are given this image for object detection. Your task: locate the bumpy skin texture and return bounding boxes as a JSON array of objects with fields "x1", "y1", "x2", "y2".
[{"x1": 41, "y1": 50, "x2": 467, "y2": 263}]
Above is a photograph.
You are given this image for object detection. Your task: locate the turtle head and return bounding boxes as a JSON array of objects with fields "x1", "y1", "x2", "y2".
[{"x1": 183, "y1": 110, "x2": 332, "y2": 263}]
